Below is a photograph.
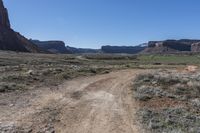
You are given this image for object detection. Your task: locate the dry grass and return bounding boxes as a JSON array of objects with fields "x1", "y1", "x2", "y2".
[
  {"x1": 133, "y1": 69, "x2": 200, "y2": 133},
  {"x1": 0, "y1": 52, "x2": 140, "y2": 93}
]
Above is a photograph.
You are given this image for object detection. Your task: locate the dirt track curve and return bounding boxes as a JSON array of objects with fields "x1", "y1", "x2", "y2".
[{"x1": 0, "y1": 69, "x2": 143, "y2": 133}]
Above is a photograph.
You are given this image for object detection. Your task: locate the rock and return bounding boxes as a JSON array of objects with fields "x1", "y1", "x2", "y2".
[
  {"x1": 0, "y1": 0, "x2": 10, "y2": 28},
  {"x1": 9, "y1": 104, "x2": 14, "y2": 107},
  {"x1": 30, "y1": 40, "x2": 71, "y2": 54},
  {"x1": 27, "y1": 70, "x2": 34, "y2": 75},
  {"x1": 66, "y1": 46, "x2": 100, "y2": 54},
  {"x1": 185, "y1": 65, "x2": 198, "y2": 72},
  {"x1": 101, "y1": 45, "x2": 146, "y2": 54},
  {"x1": 143, "y1": 39, "x2": 200, "y2": 53},
  {"x1": 0, "y1": 0, "x2": 41, "y2": 53},
  {"x1": 191, "y1": 98, "x2": 200, "y2": 107},
  {"x1": 191, "y1": 42, "x2": 200, "y2": 52}
]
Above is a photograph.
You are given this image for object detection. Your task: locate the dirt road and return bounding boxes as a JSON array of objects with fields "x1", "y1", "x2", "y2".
[{"x1": 0, "y1": 69, "x2": 142, "y2": 133}]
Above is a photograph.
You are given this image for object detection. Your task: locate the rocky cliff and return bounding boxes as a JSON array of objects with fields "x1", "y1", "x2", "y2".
[
  {"x1": 66, "y1": 46, "x2": 100, "y2": 54},
  {"x1": 31, "y1": 40, "x2": 71, "y2": 54},
  {"x1": 143, "y1": 39, "x2": 200, "y2": 53},
  {"x1": 101, "y1": 45, "x2": 146, "y2": 54},
  {"x1": 0, "y1": 0, "x2": 10, "y2": 28},
  {"x1": 0, "y1": 0, "x2": 40, "y2": 52}
]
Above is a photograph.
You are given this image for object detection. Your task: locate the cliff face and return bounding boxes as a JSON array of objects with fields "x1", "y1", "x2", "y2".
[
  {"x1": 66, "y1": 46, "x2": 100, "y2": 54},
  {"x1": 0, "y1": 0, "x2": 10, "y2": 28},
  {"x1": 143, "y1": 39, "x2": 200, "y2": 53},
  {"x1": 0, "y1": 0, "x2": 40, "y2": 52},
  {"x1": 101, "y1": 45, "x2": 146, "y2": 54},
  {"x1": 31, "y1": 40, "x2": 71, "y2": 54}
]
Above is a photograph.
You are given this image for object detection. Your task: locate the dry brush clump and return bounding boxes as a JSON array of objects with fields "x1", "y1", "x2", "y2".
[{"x1": 133, "y1": 70, "x2": 200, "y2": 133}]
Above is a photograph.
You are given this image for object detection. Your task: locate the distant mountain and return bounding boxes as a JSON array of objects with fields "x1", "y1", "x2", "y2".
[
  {"x1": 66, "y1": 46, "x2": 101, "y2": 54},
  {"x1": 31, "y1": 40, "x2": 71, "y2": 54},
  {"x1": 101, "y1": 45, "x2": 146, "y2": 54},
  {"x1": 143, "y1": 39, "x2": 200, "y2": 53},
  {"x1": 31, "y1": 41, "x2": 101, "y2": 54},
  {"x1": 0, "y1": 0, "x2": 40, "y2": 52}
]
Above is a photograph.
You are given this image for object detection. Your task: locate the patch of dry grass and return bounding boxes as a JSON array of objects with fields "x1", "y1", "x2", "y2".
[
  {"x1": 0, "y1": 52, "x2": 134, "y2": 93},
  {"x1": 133, "y1": 70, "x2": 200, "y2": 133}
]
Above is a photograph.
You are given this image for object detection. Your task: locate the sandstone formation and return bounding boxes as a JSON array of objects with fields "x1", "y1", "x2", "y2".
[
  {"x1": 31, "y1": 40, "x2": 71, "y2": 54},
  {"x1": 0, "y1": 0, "x2": 10, "y2": 28},
  {"x1": 66, "y1": 46, "x2": 100, "y2": 54},
  {"x1": 0, "y1": 0, "x2": 40, "y2": 52},
  {"x1": 101, "y1": 45, "x2": 146, "y2": 54},
  {"x1": 143, "y1": 39, "x2": 200, "y2": 53}
]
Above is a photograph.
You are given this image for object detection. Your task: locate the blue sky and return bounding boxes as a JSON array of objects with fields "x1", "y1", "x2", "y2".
[{"x1": 4, "y1": 0, "x2": 200, "y2": 48}]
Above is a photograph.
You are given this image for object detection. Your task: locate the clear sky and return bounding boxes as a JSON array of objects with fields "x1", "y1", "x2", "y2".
[{"x1": 4, "y1": 0, "x2": 200, "y2": 48}]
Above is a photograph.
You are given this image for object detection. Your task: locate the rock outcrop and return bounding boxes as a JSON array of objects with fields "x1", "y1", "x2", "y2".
[
  {"x1": 0, "y1": 0, "x2": 10, "y2": 28},
  {"x1": 66, "y1": 46, "x2": 100, "y2": 54},
  {"x1": 143, "y1": 39, "x2": 200, "y2": 53},
  {"x1": 191, "y1": 42, "x2": 200, "y2": 52},
  {"x1": 0, "y1": 0, "x2": 40, "y2": 52},
  {"x1": 31, "y1": 40, "x2": 71, "y2": 54},
  {"x1": 101, "y1": 45, "x2": 146, "y2": 54}
]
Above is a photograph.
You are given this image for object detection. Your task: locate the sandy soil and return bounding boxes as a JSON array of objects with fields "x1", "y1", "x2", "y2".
[{"x1": 0, "y1": 69, "x2": 143, "y2": 133}]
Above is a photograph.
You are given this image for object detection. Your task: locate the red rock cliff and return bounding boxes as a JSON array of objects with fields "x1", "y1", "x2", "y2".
[
  {"x1": 0, "y1": 0, "x2": 10, "y2": 28},
  {"x1": 0, "y1": 0, "x2": 41, "y2": 52}
]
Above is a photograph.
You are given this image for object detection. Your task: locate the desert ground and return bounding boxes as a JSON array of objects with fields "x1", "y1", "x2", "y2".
[{"x1": 0, "y1": 51, "x2": 200, "y2": 133}]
